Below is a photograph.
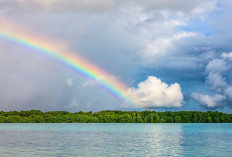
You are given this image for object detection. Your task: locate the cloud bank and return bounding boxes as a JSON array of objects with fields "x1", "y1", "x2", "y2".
[{"x1": 192, "y1": 52, "x2": 232, "y2": 108}]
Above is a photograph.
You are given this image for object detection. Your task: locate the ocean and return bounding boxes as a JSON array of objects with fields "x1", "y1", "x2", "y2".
[{"x1": 0, "y1": 123, "x2": 231, "y2": 156}]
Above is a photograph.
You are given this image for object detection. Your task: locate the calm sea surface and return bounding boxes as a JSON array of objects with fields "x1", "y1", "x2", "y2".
[{"x1": 0, "y1": 123, "x2": 231, "y2": 157}]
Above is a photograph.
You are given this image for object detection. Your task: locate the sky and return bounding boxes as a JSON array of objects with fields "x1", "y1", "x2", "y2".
[{"x1": 0, "y1": 0, "x2": 232, "y2": 112}]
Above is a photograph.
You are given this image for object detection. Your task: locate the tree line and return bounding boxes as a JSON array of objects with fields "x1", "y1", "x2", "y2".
[{"x1": 0, "y1": 110, "x2": 231, "y2": 123}]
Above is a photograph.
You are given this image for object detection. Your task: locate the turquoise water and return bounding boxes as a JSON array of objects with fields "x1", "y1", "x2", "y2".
[{"x1": 0, "y1": 124, "x2": 231, "y2": 157}]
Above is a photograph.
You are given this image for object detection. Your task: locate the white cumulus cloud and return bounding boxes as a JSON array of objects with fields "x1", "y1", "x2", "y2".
[
  {"x1": 221, "y1": 52, "x2": 232, "y2": 59},
  {"x1": 127, "y1": 76, "x2": 183, "y2": 108},
  {"x1": 192, "y1": 93, "x2": 226, "y2": 108},
  {"x1": 206, "y1": 72, "x2": 227, "y2": 92},
  {"x1": 205, "y1": 59, "x2": 229, "y2": 73}
]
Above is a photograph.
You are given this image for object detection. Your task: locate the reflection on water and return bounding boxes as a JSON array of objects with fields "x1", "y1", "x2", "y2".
[{"x1": 0, "y1": 124, "x2": 231, "y2": 156}]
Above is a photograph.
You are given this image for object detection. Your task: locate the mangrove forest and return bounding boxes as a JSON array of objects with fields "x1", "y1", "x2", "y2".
[{"x1": 0, "y1": 110, "x2": 232, "y2": 123}]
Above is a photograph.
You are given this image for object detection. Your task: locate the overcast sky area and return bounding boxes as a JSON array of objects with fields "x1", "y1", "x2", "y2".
[{"x1": 0, "y1": 0, "x2": 232, "y2": 112}]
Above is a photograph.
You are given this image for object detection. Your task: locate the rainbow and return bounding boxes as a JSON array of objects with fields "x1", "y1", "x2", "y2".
[{"x1": 0, "y1": 21, "x2": 142, "y2": 108}]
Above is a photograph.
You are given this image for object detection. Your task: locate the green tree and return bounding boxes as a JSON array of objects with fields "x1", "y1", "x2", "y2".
[{"x1": 174, "y1": 116, "x2": 182, "y2": 123}]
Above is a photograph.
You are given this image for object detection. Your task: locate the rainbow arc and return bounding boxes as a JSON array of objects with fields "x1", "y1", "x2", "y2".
[{"x1": 0, "y1": 21, "x2": 142, "y2": 108}]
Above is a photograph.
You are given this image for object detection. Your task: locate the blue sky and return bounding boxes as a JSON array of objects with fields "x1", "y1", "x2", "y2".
[{"x1": 0, "y1": 0, "x2": 232, "y2": 112}]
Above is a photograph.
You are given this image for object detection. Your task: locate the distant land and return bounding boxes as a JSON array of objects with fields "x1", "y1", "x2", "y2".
[{"x1": 0, "y1": 110, "x2": 232, "y2": 123}]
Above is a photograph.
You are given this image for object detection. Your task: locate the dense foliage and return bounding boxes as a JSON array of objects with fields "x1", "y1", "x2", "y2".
[{"x1": 0, "y1": 110, "x2": 231, "y2": 123}]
